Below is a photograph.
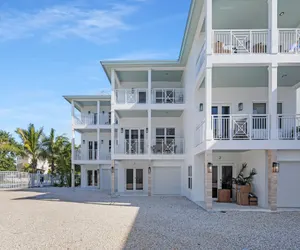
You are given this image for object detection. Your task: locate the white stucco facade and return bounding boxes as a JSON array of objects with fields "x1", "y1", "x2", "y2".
[{"x1": 64, "y1": 0, "x2": 300, "y2": 209}]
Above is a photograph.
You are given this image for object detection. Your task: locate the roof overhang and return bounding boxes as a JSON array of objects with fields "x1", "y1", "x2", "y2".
[{"x1": 100, "y1": 0, "x2": 204, "y2": 82}]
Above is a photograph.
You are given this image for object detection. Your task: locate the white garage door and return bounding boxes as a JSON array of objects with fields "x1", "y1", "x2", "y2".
[
  {"x1": 102, "y1": 169, "x2": 118, "y2": 192},
  {"x1": 153, "y1": 167, "x2": 181, "y2": 195},
  {"x1": 277, "y1": 162, "x2": 300, "y2": 207}
]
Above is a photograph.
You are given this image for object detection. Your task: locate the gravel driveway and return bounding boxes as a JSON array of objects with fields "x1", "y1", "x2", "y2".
[{"x1": 0, "y1": 188, "x2": 299, "y2": 250}]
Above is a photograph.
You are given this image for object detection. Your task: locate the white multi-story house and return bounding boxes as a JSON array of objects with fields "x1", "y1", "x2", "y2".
[{"x1": 65, "y1": 0, "x2": 300, "y2": 210}]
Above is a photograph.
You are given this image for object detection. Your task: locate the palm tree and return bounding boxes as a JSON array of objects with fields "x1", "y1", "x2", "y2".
[
  {"x1": 15, "y1": 124, "x2": 44, "y2": 173},
  {"x1": 41, "y1": 128, "x2": 69, "y2": 177}
]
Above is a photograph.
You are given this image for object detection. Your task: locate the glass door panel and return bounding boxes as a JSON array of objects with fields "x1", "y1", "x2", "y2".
[
  {"x1": 126, "y1": 169, "x2": 134, "y2": 190},
  {"x1": 135, "y1": 169, "x2": 143, "y2": 190},
  {"x1": 88, "y1": 141, "x2": 93, "y2": 160},
  {"x1": 222, "y1": 166, "x2": 232, "y2": 198},
  {"x1": 212, "y1": 166, "x2": 218, "y2": 198},
  {"x1": 87, "y1": 170, "x2": 93, "y2": 186},
  {"x1": 222, "y1": 106, "x2": 230, "y2": 139}
]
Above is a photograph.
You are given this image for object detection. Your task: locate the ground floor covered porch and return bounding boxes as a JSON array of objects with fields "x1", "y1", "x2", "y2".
[{"x1": 188, "y1": 149, "x2": 300, "y2": 210}]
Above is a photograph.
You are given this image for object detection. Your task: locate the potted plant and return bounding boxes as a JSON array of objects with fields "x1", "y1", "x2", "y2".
[{"x1": 232, "y1": 163, "x2": 257, "y2": 205}]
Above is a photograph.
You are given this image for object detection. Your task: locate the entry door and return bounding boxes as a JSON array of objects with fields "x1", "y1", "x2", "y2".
[
  {"x1": 88, "y1": 141, "x2": 98, "y2": 160},
  {"x1": 87, "y1": 170, "x2": 99, "y2": 187},
  {"x1": 212, "y1": 165, "x2": 233, "y2": 199},
  {"x1": 126, "y1": 169, "x2": 143, "y2": 191},
  {"x1": 212, "y1": 105, "x2": 230, "y2": 139},
  {"x1": 125, "y1": 129, "x2": 145, "y2": 154}
]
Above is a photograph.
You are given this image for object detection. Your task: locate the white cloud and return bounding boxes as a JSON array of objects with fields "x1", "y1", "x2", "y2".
[{"x1": 0, "y1": 3, "x2": 138, "y2": 43}]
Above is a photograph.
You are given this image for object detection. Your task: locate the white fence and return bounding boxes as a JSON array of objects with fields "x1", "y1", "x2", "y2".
[
  {"x1": 213, "y1": 29, "x2": 268, "y2": 54},
  {"x1": 279, "y1": 29, "x2": 300, "y2": 54},
  {"x1": 0, "y1": 171, "x2": 59, "y2": 189}
]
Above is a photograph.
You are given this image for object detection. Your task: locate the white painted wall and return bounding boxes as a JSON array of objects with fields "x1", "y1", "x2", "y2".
[
  {"x1": 240, "y1": 150, "x2": 268, "y2": 208},
  {"x1": 81, "y1": 105, "x2": 111, "y2": 124}
]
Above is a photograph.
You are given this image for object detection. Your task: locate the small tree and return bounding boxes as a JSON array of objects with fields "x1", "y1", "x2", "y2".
[
  {"x1": 15, "y1": 124, "x2": 43, "y2": 173},
  {"x1": 232, "y1": 163, "x2": 257, "y2": 186}
]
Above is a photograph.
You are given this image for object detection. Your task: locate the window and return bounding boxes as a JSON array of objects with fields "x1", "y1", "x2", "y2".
[
  {"x1": 253, "y1": 103, "x2": 267, "y2": 129},
  {"x1": 188, "y1": 166, "x2": 192, "y2": 189},
  {"x1": 277, "y1": 103, "x2": 283, "y2": 129}
]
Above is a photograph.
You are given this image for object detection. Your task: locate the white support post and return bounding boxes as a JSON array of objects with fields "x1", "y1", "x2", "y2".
[
  {"x1": 205, "y1": 0, "x2": 213, "y2": 55},
  {"x1": 268, "y1": 0, "x2": 278, "y2": 54},
  {"x1": 97, "y1": 128, "x2": 100, "y2": 160},
  {"x1": 71, "y1": 100, "x2": 75, "y2": 162},
  {"x1": 268, "y1": 64, "x2": 278, "y2": 140},
  {"x1": 205, "y1": 67, "x2": 213, "y2": 140},
  {"x1": 111, "y1": 69, "x2": 116, "y2": 160},
  {"x1": 148, "y1": 69, "x2": 152, "y2": 104},
  {"x1": 148, "y1": 109, "x2": 152, "y2": 155},
  {"x1": 71, "y1": 164, "x2": 75, "y2": 188},
  {"x1": 97, "y1": 100, "x2": 100, "y2": 125}
]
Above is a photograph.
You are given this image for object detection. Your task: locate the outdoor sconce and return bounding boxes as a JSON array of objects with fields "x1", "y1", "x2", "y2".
[
  {"x1": 148, "y1": 166, "x2": 151, "y2": 174},
  {"x1": 111, "y1": 166, "x2": 115, "y2": 174},
  {"x1": 102, "y1": 111, "x2": 105, "y2": 114},
  {"x1": 83, "y1": 140, "x2": 85, "y2": 144},
  {"x1": 238, "y1": 103, "x2": 243, "y2": 111},
  {"x1": 272, "y1": 162, "x2": 279, "y2": 173},
  {"x1": 146, "y1": 128, "x2": 148, "y2": 133},
  {"x1": 207, "y1": 162, "x2": 213, "y2": 173},
  {"x1": 199, "y1": 103, "x2": 203, "y2": 112},
  {"x1": 101, "y1": 140, "x2": 104, "y2": 144},
  {"x1": 121, "y1": 128, "x2": 124, "y2": 133}
]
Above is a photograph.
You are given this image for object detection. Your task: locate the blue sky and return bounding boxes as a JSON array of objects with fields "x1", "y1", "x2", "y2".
[{"x1": 0, "y1": 0, "x2": 190, "y2": 139}]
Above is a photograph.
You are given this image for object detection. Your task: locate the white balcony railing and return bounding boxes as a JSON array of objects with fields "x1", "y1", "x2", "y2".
[
  {"x1": 195, "y1": 121, "x2": 205, "y2": 146},
  {"x1": 213, "y1": 29, "x2": 269, "y2": 54},
  {"x1": 115, "y1": 139, "x2": 148, "y2": 155},
  {"x1": 74, "y1": 114, "x2": 96, "y2": 126},
  {"x1": 74, "y1": 149, "x2": 111, "y2": 161},
  {"x1": 279, "y1": 29, "x2": 300, "y2": 54},
  {"x1": 151, "y1": 138, "x2": 184, "y2": 154},
  {"x1": 151, "y1": 88, "x2": 184, "y2": 104},
  {"x1": 211, "y1": 114, "x2": 270, "y2": 140},
  {"x1": 115, "y1": 89, "x2": 148, "y2": 104},
  {"x1": 278, "y1": 115, "x2": 300, "y2": 140}
]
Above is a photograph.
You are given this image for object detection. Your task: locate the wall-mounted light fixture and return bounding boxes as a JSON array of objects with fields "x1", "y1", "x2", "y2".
[
  {"x1": 146, "y1": 128, "x2": 148, "y2": 133},
  {"x1": 207, "y1": 162, "x2": 213, "y2": 173},
  {"x1": 199, "y1": 103, "x2": 203, "y2": 112},
  {"x1": 272, "y1": 162, "x2": 279, "y2": 173},
  {"x1": 279, "y1": 12, "x2": 284, "y2": 16},
  {"x1": 148, "y1": 166, "x2": 151, "y2": 174},
  {"x1": 238, "y1": 102, "x2": 243, "y2": 111},
  {"x1": 83, "y1": 140, "x2": 85, "y2": 144},
  {"x1": 111, "y1": 166, "x2": 114, "y2": 174},
  {"x1": 101, "y1": 140, "x2": 104, "y2": 144},
  {"x1": 121, "y1": 128, "x2": 124, "y2": 133}
]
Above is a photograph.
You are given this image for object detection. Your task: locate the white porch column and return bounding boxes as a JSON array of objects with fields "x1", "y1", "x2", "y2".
[
  {"x1": 71, "y1": 164, "x2": 75, "y2": 188},
  {"x1": 71, "y1": 100, "x2": 75, "y2": 162},
  {"x1": 97, "y1": 128, "x2": 100, "y2": 160},
  {"x1": 111, "y1": 69, "x2": 116, "y2": 158},
  {"x1": 111, "y1": 160, "x2": 115, "y2": 195},
  {"x1": 205, "y1": 67, "x2": 213, "y2": 140},
  {"x1": 97, "y1": 100, "x2": 100, "y2": 125},
  {"x1": 148, "y1": 109, "x2": 152, "y2": 155},
  {"x1": 148, "y1": 69, "x2": 152, "y2": 104},
  {"x1": 268, "y1": 0, "x2": 278, "y2": 54},
  {"x1": 268, "y1": 64, "x2": 278, "y2": 140},
  {"x1": 205, "y1": 0, "x2": 212, "y2": 55}
]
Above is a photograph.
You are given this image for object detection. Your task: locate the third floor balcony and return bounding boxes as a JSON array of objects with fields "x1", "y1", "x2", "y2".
[{"x1": 115, "y1": 88, "x2": 185, "y2": 105}]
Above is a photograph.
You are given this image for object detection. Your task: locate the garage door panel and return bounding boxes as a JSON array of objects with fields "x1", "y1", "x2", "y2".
[
  {"x1": 153, "y1": 167, "x2": 181, "y2": 195},
  {"x1": 278, "y1": 162, "x2": 300, "y2": 208},
  {"x1": 102, "y1": 169, "x2": 118, "y2": 192}
]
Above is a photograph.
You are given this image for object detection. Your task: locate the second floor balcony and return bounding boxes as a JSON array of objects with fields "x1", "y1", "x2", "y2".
[
  {"x1": 115, "y1": 88, "x2": 185, "y2": 105},
  {"x1": 195, "y1": 114, "x2": 300, "y2": 146},
  {"x1": 74, "y1": 149, "x2": 111, "y2": 161},
  {"x1": 115, "y1": 138, "x2": 185, "y2": 155}
]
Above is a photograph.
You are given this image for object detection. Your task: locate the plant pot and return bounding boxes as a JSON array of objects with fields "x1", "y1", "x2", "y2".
[
  {"x1": 236, "y1": 185, "x2": 251, "y2": 206},
  {"x1": 217, "y1": 189, "x2": 231, "y2": 203}
]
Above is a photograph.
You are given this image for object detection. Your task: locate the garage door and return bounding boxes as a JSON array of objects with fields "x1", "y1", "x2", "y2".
[
  {"x1": 153, "y1": 167, "x2": 181, "y2": 195},
  {"x1": 102, "y1": 169, "x2": 118, "y2": 192},
  {"x1": 277, "y1": 162, "x2": 300, "y2": 207}
]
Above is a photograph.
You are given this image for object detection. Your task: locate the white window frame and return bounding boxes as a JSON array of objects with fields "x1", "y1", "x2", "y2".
[{"x1": 188, "y1": 165, "x2": 192, "y2": 189}]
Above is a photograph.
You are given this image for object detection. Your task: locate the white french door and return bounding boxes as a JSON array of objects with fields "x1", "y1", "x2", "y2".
[
  {"x1": 87, "y1": 169, "x2": 99, "y2": 187},
  {"x1": 212, "y1": 165, "x2": 233, "y2": 199},
  {"x1": 212, "y1": 105, "x2": 231, "y2": 139},
  {"x1": 88, "y1": 141, "x2": 98, "y2": 160},
  {"x1": 126, "y1": 169, "x2": 144, "y2": 191},
  {"x1": 124, "y1": 129, "x2": 145, "y2": 154}
]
